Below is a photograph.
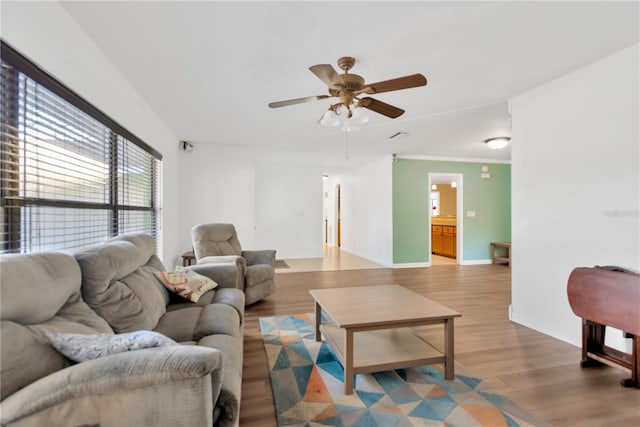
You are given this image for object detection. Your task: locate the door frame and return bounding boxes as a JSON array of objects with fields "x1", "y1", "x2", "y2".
[
  {"x1": 428, "y1": 173, "x2": 464, "y2": 264},
  {"x1": 336, "y1": 184, "x2": 341, "y2": 247}
]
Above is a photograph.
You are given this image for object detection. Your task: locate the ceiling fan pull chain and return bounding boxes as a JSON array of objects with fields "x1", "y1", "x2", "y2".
[{"x1": 345, "y1": 131, "x2": 350, "y2": 160}]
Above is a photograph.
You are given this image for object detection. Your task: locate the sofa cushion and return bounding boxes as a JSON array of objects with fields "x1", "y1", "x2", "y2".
[
  {"x1": 154, "y1": 307, "x2": 202, "y2": 342},
  {"x1": 74, "y1": 234, "x2": 169, "y2": 333},
  {"x1": 0, "y1": 253, "x2": 113, "y2": 400},
  {"x1": 154, "y1": 304, "x2": 241, "y2": 343},
  {"x1": 1, "y1": 321, "x2": 68, "y2": 400},
  {"x1": 194, "y1": 304, "x2": 241, "y2": 340},
  {"x1": 1, "y1": 253, "x2": 85, "y2": 324},
  {"x1": 47, "y1": 330, "x2": 178, "y2": 362}
]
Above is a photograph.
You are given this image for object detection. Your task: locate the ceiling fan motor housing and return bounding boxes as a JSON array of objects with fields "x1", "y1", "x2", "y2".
[
  {"x1": 337, "y1": 74, "x2": 365, "y2": 91},
  {"x1": 334, "y1": 57, "x2": 365, "y2": 91}
]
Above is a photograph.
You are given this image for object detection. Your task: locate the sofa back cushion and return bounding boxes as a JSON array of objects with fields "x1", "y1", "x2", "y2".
[
  {"x1": 74, "y1": 234, "x2": 169, "y2": 333},
  {"x1": 0, "y1": 253, "x2": 113, "y2": 399},
  {"x1": 191, "y1": 223, "x2": 243, "y2": 260}
]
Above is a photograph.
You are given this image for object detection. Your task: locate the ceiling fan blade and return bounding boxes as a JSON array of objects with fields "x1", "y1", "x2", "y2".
[
  {"x1": 309, "y1": 64, "x2": 341, "y2": 87},
  {"x1": 268, "y1": 95, "x2": 329, "y2": 108},
  {"x1": 358, "y1": 74, "x2": 427, "y2": 95},
  {"x1": 359, "y1": 97, "x2": 405, "y2": 118}
]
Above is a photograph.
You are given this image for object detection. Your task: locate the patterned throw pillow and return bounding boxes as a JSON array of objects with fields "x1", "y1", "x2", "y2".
[
  {"x1": 47, "y1": 330, "x2": 178, "y2": 363},
  {"x1": 154, "y1": 268, "x2": 217, "y2": 302}
]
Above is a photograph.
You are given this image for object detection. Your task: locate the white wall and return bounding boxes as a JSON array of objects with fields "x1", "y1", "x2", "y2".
[
  {"x1": 178, "y1": 143, "x2": 324, "y2": 259},
  {"x1": 178, "y1": 144, "x2": 256, "y2": 252},
  {"x1": 255, "y1": 162, "x2": 323, "y2": 258},
  {"x1": 1, "y1": 1, "x2": 183, "y2": 266},
  {"x1": 511, "y1": 45, "x2": 639, "y2": 349},
  {"x1": 337, "y1": 156, "x2": 394, "y2": 267}
]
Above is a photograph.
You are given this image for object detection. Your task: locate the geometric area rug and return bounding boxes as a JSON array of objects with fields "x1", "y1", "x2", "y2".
[{"x1": 259, "y1": 313, "x2": 548, "y2": 427}]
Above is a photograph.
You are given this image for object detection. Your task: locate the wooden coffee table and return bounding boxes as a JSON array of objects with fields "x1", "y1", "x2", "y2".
[{"x1": 309, "y1": 284, "x2": 461, "y2": 394}]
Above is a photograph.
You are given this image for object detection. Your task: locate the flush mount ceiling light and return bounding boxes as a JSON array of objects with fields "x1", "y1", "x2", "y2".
[{"x1": 484, "y1": 137, "x2": 511, "y2": 150}]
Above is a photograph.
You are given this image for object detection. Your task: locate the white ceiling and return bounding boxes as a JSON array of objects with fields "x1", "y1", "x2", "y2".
[{"x1": 60, "y1": 1, "x2": 639, "y2": 173}]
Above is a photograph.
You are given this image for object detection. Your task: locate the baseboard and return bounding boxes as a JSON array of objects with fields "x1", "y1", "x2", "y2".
[
  {"x1": 459, "y1": 259, "x2": 493, "y2": 265},
  {"x1": 392, "y1": 262, "x2": 431, "y2": 268},
  {"x1": 392, "y1": 259, "x2": 493, "y2": 267}
]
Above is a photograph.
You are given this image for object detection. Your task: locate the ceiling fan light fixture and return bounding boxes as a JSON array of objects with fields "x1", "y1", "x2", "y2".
[
  {"x1": 333, "y1": 104, "x2": 351, "y2": 117},
  {"x1": 342, "y1": 119, "x2": 360, "y2": 132},
  {"x1": 484, "y1": 136, "x2": 511, "y2": 149},
  {"x1": 350, "y1": 106, "x2": 369, "y2": 125},
  {"x1": 320, "y1": 110, "x2": 340, "y2": 127}
]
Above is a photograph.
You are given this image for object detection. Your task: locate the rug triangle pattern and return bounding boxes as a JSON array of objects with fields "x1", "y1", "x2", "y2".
[{"x1": 259, "y1": 313, "x2": 548, "y2": 427}]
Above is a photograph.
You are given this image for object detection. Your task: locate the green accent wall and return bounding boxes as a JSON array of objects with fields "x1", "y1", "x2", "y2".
[{"x1": 393, "y1": 159, "x2": 511, "y2": 264}]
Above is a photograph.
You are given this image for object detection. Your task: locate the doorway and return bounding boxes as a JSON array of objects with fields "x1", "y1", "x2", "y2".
[
  {"x1": 428, "y1": 173, "x2": 463, "y2": 265},
  {"x1": 321, "y1": 178, "x2": 341, "y2": 249}
]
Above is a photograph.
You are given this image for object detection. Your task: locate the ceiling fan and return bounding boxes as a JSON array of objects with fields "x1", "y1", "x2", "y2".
[{"x1": 268, "y1": 56, "x2": 427, "y2": 123}]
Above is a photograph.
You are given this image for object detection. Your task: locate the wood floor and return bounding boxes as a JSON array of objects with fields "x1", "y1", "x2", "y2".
[{"x1": 240, "y1": 264, "x2": 640, "y2": 426}]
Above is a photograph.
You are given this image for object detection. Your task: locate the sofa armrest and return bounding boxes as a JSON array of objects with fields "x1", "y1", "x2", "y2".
[
  {"x1": 0, "y1": 346, "x2": 224, "y2": 426},
  {"x1": 187, "y1": 261, "x2": 243, "y2": 290},
  {"x1": 242, "y1": 249, "x2": 276, "y2": 266}
]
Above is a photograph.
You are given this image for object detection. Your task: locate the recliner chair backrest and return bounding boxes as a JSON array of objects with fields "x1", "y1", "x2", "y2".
[{"x1": 191, "y1": 223, "x2": 243, "y2": 259}]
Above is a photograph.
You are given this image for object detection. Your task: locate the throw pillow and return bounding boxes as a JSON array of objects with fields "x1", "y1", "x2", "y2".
[
  {"x1": 154, "y1": 268, "x2": 217, "y2": 302},
  {"x1": 47, "y1": 330, "x2": 178, "y2": 363}
]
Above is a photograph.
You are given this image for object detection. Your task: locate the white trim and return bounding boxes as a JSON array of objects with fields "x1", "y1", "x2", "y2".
[
  {"x1": 459, "y1": 259, "x2": 493, "y2": 265},
  {"x1": 399, "y1": 154, "x2": 511, "y2": 164},
  {"x1": 393, "y1": 262, "x2": 431, "y2": 268},
  {"x1": 456, "y1": 175, "x2": 463, "y2": 263}
]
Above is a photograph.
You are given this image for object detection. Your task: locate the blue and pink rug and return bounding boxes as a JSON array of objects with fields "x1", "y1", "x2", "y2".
[{"x1": 259, "y1": 313, "x2": 547, "y2": 427}]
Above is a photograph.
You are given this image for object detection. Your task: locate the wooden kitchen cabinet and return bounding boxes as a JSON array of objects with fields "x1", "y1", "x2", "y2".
[
  {"x1": 432, "y1": 224, "x2": 456, "y2": 258},
  {"x1": 432, "y1": 225, "x2": 443, "y2": 254},
  {"x1": 442, "y1": 226, "x2": 456, "y2": 257}
]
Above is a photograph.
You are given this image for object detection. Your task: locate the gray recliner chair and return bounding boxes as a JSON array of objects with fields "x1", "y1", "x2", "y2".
[{"x1": 191, "y1": 223, "x2": 276, "y2": 305}]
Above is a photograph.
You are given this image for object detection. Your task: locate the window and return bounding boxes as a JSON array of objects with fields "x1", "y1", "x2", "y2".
[
  {"x1": 430, "y1": 192, "x2": 440, "y2": 217},
  {"x1": 0, "y1": 41, "x2": 162, "y2": 254}
]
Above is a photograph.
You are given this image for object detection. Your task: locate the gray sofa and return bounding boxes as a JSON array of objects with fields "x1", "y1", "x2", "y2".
[{"x1": 0, "y1": 234, "x2": 245, "y2": 427}]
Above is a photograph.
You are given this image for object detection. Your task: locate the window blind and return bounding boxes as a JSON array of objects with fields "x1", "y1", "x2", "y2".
[{"x1": 1, "y1": 41, "x2": 161, "y2": 254}]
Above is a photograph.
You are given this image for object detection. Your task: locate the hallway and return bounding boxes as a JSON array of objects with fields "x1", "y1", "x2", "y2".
[
  {"x1": 278, "y1": 246, "x2": 459, "y2": 272},
  {"x1": 277, "y1": 245, "x2": 385, "y2": 273}
]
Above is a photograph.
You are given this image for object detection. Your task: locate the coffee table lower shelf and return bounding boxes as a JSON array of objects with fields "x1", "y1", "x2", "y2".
[{"x1": 319, "y1": 322, "x2": 445, "y2": 380}]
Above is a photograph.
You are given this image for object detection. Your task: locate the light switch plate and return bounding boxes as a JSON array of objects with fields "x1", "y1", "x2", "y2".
[
  {"x1": 481, "y1": 173, "x2": 491, "y2": 179},
  {"x1": 467, "y1": 211, "x2": 476, "y2": 217}
]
